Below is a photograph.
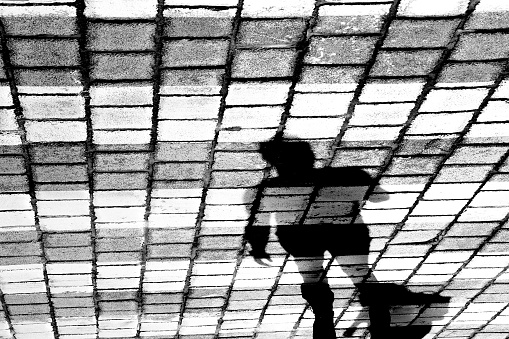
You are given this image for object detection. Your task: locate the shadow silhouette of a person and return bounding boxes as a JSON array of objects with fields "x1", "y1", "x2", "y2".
[{"x1": 244, "y1": 138, "x2": 450, "y2": 339}]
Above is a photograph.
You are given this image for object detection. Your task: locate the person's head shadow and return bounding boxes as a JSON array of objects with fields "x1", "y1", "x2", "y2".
[{"x1": 345, "y1": 283, "x2": 451, "y2": 339}]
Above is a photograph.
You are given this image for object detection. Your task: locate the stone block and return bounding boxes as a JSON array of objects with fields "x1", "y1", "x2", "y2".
[
  {"x1": 159, "y1": 96, "x2": 221, "y2": 120},
  {"x1": 384, "y1": 19, "x2": 460, "y2": 48},
  {"x1": 305, "y1": 36, "x2": 377, "y2": 64},
  {"x1": 25, "y1": 121, "x2": 87, "y2": 143},
  {"x1": 465, "y1": 123, "x2": 509, "y2": 144},
  {"x1": 30, "y1": 144, "x2": 86, "y2": 163},
  {"x1": 154, "y1": 162, "x2": 207, "y2": 180},
  {"x1": 297, "y1": 65, "x2": 364, "y2": 92},
  {"x1": 420, "y1": 88, "x2": 490, "y2": 112},
  {"x1": 44, "y1": 233, "x2": 91, "y2": 247},
  {"x1": 9, "y1": 38, "x2": 79, "y2": 67},
  {"x1": 451, "y1": 33, "x2": 509, "y2": 60},
  {"x1": 33, "y1": 164, "x2": 88, "y2": 183},
  {"x1": 93, "y1": 172, "x2": 148, "y2": 190},
  {"x1": 162, "y1": 39, "x2": 229, "y2": 67},
  {"x1": 315, "y1": 4, "x2": 390, "y2": 34},
  {"x1": 210, "y1": 171, "x2": 263, "y2": 187},
  {"x1": 238, "y1": 19, "x2": 306, "y2": 46},
  {"x1": 163, "y1": 8, "x2": 234, "y2": 37},
  {"x1": 84, "y1": 0, "x2": 157, "y2": 19},
  {"x1": 284, "y1": 117, "x2": 344, "y2": 139},
  {"x1": 350, "y1": 103, "x2": 413, "y2": 126},
  {"x1": 445, "y1": 146, "x2": 508, "y2": 164},
  {"x1": 407, "y1": 112, "x2": 472, "y2": 134},
  {"x1": 37, "y1": 200, "x2": 90, "y2": 216},
  {"x1": 385, "y1": 156, "x2": 443, "y2": 175},
  {"x1": 0, "y1": 175, "x2": 28, "y2": 192},
  {"x1": 225, "y1": 81, "x2": 290, "y2": 105},
  {"x1": 370, "y1": 50, "x2": 442, "y2": 76},
  {"x1": 160, "y1": 68, "x2": 224, "y2": 95},
  {"x1": 14, "y1": 69, "x2": 82, "y2": 90},
  {"x1": 93, "y1": 130, "x2": 151, "y2": 148},
  {"x1": 0, "y1": 5, "x2": 77, "y2": 36},
  {"x1": 20, "y1": 95, "x2": 85, "y2": 120},
  {"x1": 332, "y1": 148, "x2": 390, "y2": 167},
  {"x1": 148, "y1": 243, "x2": 191, "y2": 258},
  {"x1": 0, "y1": 156, "x2": 25, "y2": 174},
  {"x1": 466, "y1": 1, "x2": 509, "y2": 29},
  {"x1": 90, "y1": 84, "x2": 153, "y2": 106},
  {"x1": 148, "y1": 228, "x2": 195, "y2": 244},
  {"x1": 45, "y1": 247, "x2": 93, "y2": 261},
  {"x1": 435, "y1": 165, "x2": 492, "y2": 182},
  {"x1": 91, "y1": 107, "x2": 152, "y2": 130},
  {"x1": 157, "y1": 120, "x2": 217, "y2": 141},
  {"x1": 397, "y1": 0, "x2": 469, "y2": 16},
  {"x1": 87, "y1": 22, "x2": 156, "y2": 51},
  {"x1": 90, "y1": 53, "x2": 154, "y2": 80},
  {"x1": 95, "y1": 153, "x2": 150, "y2": 172},
  {"x1": 397, "y1": 135, "x2": 458, "y2": 155},
  {"x1": 222, "y1": 106, "x2": 282, "y2": 129},
  {"x1": 242, "y1": 0, "x2": 315, "y2": 18},
  {"x1": 478, "y1": 101, "x2": 509, "y2": 122},
  {"x1": 212, "y1": 152, "x2": 266, "y2": 170},
  {"x1": 155, "y1": 142, "x2": 211, "y2": 162},
  {"x1": 359, "y1": 79, "x2": 425, "y2": 103},
  {"x1": 232, "y1": 49, "x2": 296, "y2": 78},
  {"x1": 437, "y1": 62, "x2": 505, "y2": 86}
]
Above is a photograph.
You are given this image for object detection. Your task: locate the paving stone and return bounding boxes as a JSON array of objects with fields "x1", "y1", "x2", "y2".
[
  {"x1": 385, "y1": 156, "x2": 443, "y2": 175},
  {"x1": 154, "y1": 162, "x2": 207, "y2": 180},
  {"x1": 420, "y1": 88, "x2": 490, "y2": 112},
  {"x1": 384, "y1": 19, "x2": 460, "y2": 48},
  {"x1": 232, "y1": 49, "x2": 296, "y2": 78},
  {"x1": 435, "y1": 165, "x2": 493, "y2": 183},
  {"x1": 397, "y1": 0, "x2": 469, "y2": 16},
  {"x1": 451, "y1": 33, "x2": 509, "y2": 61},
  {"x1": 158, "y1": 120, "x2": 217, "y2": 141},
  {"x1": 359, "y1": 79, "x2": 425, "y2": 102},
  {"x1": 350, "y1": 103, "x2": 413, "y2": 126},
  {"x1": 478, "y1": 101, "x2": 509, "y2": 122},
  {"x1": 445, "y1": 146, "x2": 508, "y2": 164},
  {"x1": 296, "y1": 65, "x2": 364, "y2": 92},
  {"x1": 25, "y1": 121, "x2": 87, "y2": 143},
  {"x1": 84, "y1": 0, "x2": 158, "y2": 19},
  {"x1": 225, "y1": 81, "x2": 290, "y2": 105},
  {"x1": 305, "y1": 36, "x2": 377, "y2": 65},
  {"x1": 370, "y1": 50, "x2": 442, "y2": 77},
  {"x1": 407, "y1": 112, "x2": 472, "y2": 134},
  {"x1": 466, "y1": 0, "x2": 509, "y2": 29},
  {"x1": 163, "y1": 8, "x2": 235, "y2": 37},
  {"x1": 160, "y1": 68, "x2": 224, "y2": 95},
  {"x1": 210, "y1": 171, "x2": 263, "y2": 187},
  {"x1": 238, "y1": 19, "x2": 306, "y2": 46},
  {"x1": 45, "y1": 247, "x2": 93, "y2": 261},
  {"x1": 437, "y1": 62, "x2": 505, "y2": 86},
  {"x1": 13, "y1": 69, "x2": 82, "y2": 91},
  {"x1": 88, "y1": 22, "x2": 156, "y2": 51},
  {"x1": 20, "y1": 95, "x2": 84, "y2": 120},
  {"x1": 465, "y1": 123, "x2": 509, "y2": 144},
  {"x1": 95, "y1": 153, "x2": 150, "y2": 172},
  {"x1": 94, "y1": 172, "x2": 148, "y2": 190},
  {"x1": 156, "y1": 142, "x2": 211, "y2": 162},
  {"x1": 0, "y1": 5, "x2": 77, "y2": 36},
  {"x1": 0, "y1": 156, "x2": 25, "y2": 174},
  {"x1": 222, "y1": 106, "x2": 282, "y2": 129},
  {"x1": 212, "y1": 152, "x2": 265, "y2": 170},
  {"x1": 90, "y1": 53, "x2": 154, "y2": 80},
  {"x1": 332, "y1": 148, "x2": 391, "y2": 167},
  {"x1": 398, "y1": 135, "x2": 459, "y2": 155},
  {"x1": 242, "y1": 0, "x2": 315, "y2": 18},
  {"x1": 162, "y1": 40, "x2": 229, "y2": 67},
  {"x1": 90, "y1": 84, "x2": 153, "y2": 106},
  {"x1": 9, "y1": 39, "x2": 80, "y2": 67},
  {"x1": 159, "y1": 95, "x2": 221, "y2": 120},
  {"x1": 33, "y1": 164, "x2": 88, "y2": 183},
  {"x1": 30, "y1": 144, "x2": 86, "y2": 164},
  {"x1": 148, "y1": 244, "x2": 192, "y2": 258},
  {"x1": 315, "y1": 4, "x2": 390, "y2": 34}
]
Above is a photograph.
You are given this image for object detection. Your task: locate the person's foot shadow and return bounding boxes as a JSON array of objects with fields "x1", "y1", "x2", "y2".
[{"x1": 344, "y1": 283, "x2": 451, "y2": 339}]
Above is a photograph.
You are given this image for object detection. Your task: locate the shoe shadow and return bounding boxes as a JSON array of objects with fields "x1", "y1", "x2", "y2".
[{"x1": 345, "y1": 283, "x2": 451, "y2": 339}]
